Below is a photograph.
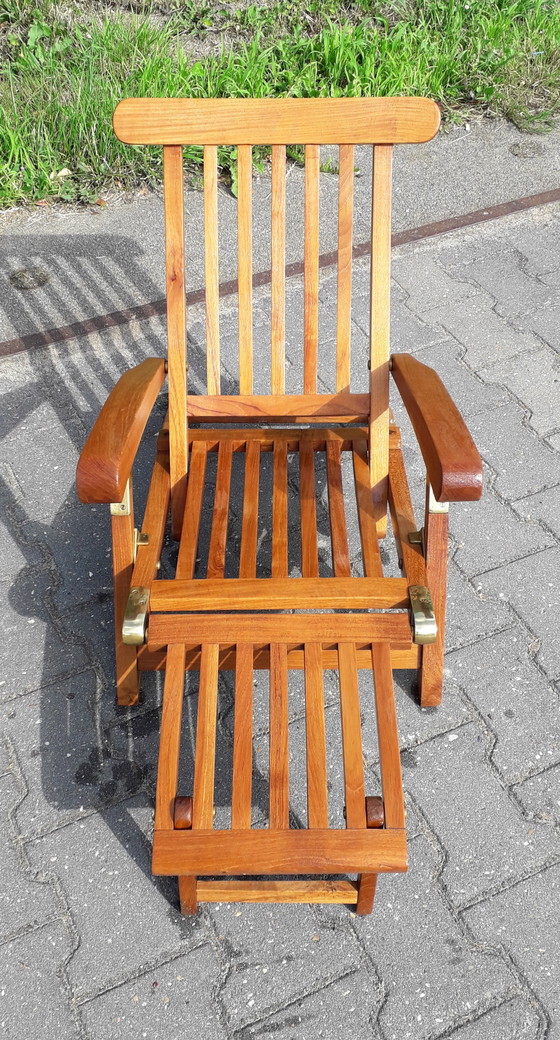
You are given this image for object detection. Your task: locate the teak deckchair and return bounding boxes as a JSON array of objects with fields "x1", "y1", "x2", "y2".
[{"x1": 76, "y1": 97, "x2": 482, "y2": 915}]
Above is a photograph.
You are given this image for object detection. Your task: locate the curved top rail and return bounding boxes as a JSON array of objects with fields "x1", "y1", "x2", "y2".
[{"x1": 113, "y1": 97, "x2": 440, "y2": 146}]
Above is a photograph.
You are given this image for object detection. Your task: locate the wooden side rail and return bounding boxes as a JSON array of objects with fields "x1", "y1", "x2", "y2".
[
  {"x1": 391, "y1": 353, "x2": 483, "y2": 502},
  {"x1": 76, "y1": 358, "x2": 166, "y2": 503}
]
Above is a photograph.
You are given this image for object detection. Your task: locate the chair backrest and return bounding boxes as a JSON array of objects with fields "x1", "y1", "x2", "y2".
[{"x1": 114, "y1": 97, "x2": 440, "y2": 535}]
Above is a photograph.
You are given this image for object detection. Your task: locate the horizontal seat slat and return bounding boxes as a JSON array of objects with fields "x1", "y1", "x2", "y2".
[
  {"x1": 150, "y1": 577, "x2": 410, "y2": 611},
  {"x1": 187, "y1": 393, "x2": 369, "y2": 422},
  {"x1": 152, "y1": 828, "x2": 407, "y2": 875},
  {"x1": 139, "y1": 645, "x2": 421, "y2": 672},
  {"x1": 147, "y1": 612, "x2": 412, "y2": 648}
]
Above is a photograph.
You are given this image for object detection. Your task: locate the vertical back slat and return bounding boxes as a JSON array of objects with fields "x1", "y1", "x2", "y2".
[
  {"x1": 305, "y1": 643, "x2": 329, "y2": 828},
  {"x1": 207, "y1": 440, "x2": 233, "y2": 578},
  {"x1": 176, "y1": 441, "x2": 208, "y2": 578},
  {"x1": 272, "y1": 439, "x2": 288, "y2": 578},
  {"x1": 353, "y1": 440, "x2": 383, "y2": 578},
  {"x1": 299, "y1": 436, "x2": 319, "y2": 578},
  {"x1": 204, "y1": 145, "x2": 220, "y2": 394},
  {"x1": 369, "y1": 144, "x2": 393, "y2": 535},
  {"x1": 163, "y1": 146, "x2": 188, "y2": 539},
  {"x1": 237, "y1": 145, "x2": 253, "y2": 394},
  {"x1": 304, "y1": 144, "x2": 320, "y2": 394},
  {"x1": 336, "y1": 144, "x2": 354, "y2": 392},
  {"x1": 326, "y1": 440, "x2": 351, "y2": 577},
  {"x1": 337, "y1": 642, "x2": 367, "y2": 829},
  {"x1": 269, "y1": 643, "x2": 289, "y2": 829},
  {"x1": 231, "y1": 643, "x2": 254, "y2": 829},
  {"x1": 271, "y1": 146, "x2": 286, "y2": 394},
  {"x1": 239, "y1": 440, "x2": 261, "y2": 577},
  {"x1": 192, "y1": 642, "x2": 220, "y2": 828}
]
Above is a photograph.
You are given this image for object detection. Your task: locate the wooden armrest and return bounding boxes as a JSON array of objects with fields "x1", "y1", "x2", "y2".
[
  {"x1": 390, "y1": 353, "x2": 482, "y2": 502},
  {"x1": 76, "y1": 358, "x2": 166, "y2": 503}
]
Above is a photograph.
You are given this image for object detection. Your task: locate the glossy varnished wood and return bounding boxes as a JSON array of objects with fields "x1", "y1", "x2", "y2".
[
  {"x1": 163, "y1": 146, "x2": 188, "y2": 538},
  {"x1": 114, "y1": 97, "x2": 441, "y2": 145},
  {"x1": 153, "y1": 827, "x2": 407, "y2": 875},
  {"x1": 391, "y1": 353, "x2": 483, "y2": 502},
  {"x1": 150, "y1": 576, "x2": 410, "y2": 611},
  {"x1": 148, "y1": 612, "x2": 412, "y2": 647},
  {"x1": 76, "y1": 358, "x2": 165, "y2": 503},
  {"x1": 154, "y1": 643, "x2": 186, "y2": 829},
  {"x1": 369, "y1": 145, "x2": 393, "y2": 536}
]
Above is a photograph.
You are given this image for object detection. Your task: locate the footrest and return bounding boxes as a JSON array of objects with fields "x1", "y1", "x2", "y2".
[{"x1": 153, "y1": 635, "x2": 406, "y2": 911}]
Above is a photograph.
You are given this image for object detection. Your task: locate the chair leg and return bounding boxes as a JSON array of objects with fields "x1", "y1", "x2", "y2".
[
  {"x1": 356, "y1": 873, "x2": 378, "y2": 915},
  {"x1": 178, "y1": 876, "x2": 198, "y2": 914},
  {"x1": 111, "y1": 493, "x2": 140, "y2": 706},
  {"x1": 419, "y1": 484, "x2": 449, "y2": 708}
]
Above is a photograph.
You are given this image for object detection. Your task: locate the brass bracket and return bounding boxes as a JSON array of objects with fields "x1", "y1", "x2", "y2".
[
  {"x1": 133, "y1": 529, "x2": 150, "y2": 561},
  {"x1": 110, "y1": 479, "x2": 131, "y2": 517},
  {"x1": 122, "y1": 586, "x2": 149, "y2": 646},
  {"x1": 409, "y1": 585, "x2": 437, "y2": 645},
  {"x1": 428, "y1": 485, "x2": 449, "y2": 515},
  {"x1": 408, "y1": 528, "x2": 424, "y2": 551}
]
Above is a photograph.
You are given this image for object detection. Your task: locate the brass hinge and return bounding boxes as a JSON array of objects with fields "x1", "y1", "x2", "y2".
[
  {"x1": 122, "y1": 586, "x2": 149, "y2": 646},
  {"x1": 110, "y1": 479, "x2": 131, "y2": 517},
  {"x1": 133, "y1": 529, "x2": 149, "y2": 561},
  {"x1": 409, "y1": 585, "x2": 437, "y2": 645},
  {"x1": 408, "y1": 528, "x2": 424, "y2": 551}
]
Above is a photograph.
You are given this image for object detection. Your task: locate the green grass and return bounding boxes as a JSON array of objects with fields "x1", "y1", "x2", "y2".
[{"x1": 1, "y1": 0, "x2": 559, "y2": 206}]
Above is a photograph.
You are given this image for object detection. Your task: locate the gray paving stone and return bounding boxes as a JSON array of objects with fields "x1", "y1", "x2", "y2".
[
  {"x1": 0, "y1": 509, "x2": 43, "y2": 582},
  {"x1": 467, "y1": 403, "x2": 556, "y2": 500},
  {"x1": 2, "y1": 400, "x2": 82, "y2": 525},
  {"x1": 447, "y1": 628, "x2": 560, "y2": 784},
  {"x1": 0, "y1": 672, "x2": 155, "y2": 838},
  {"x1": 27, "y1": 798, "x2": 205, "y2": 1001},
  {"x1": 465, "y1": 864, "x2": 560, "y2": 1039},
  {"x1": 450, "y1": 474, "x2": 554, "y2": 578},
  {"x1": 393, "y1": 669, "x2": 472, "y2": 750},
  {"x1": 352, "y1": 834, "x2": 515, "y2": 1040},
  {"x1": 504, "y1": 218, "x2": 560, "y2": 276},
  {"x1": 445, "y1": 558, "x2": 510, "y2": 651},
  {"x1": 481, "y1": 548, "x2": 560, "y2": 679},
  {"x1": 449, "y1": 251, "x2": 554, "y2": 319},
  {"x1": 478, "y1": 347, "x2": 560, "y2": 437},
  {"x1": 214, "y1": 902, "x2": 363, "y2": 1033},
  {"x1": 0, "y1": 774, "x2": 59, "y2": 940},
  {"x1": 81, "y1": 943, "x2": 225, "y2": 1040},
  {"x1": 410, "y1": 340, "x2": 511, "y2": 417},
  {"x1": 546, "y1": 431, "x2": 560, "y2": 451},
  {"x1": 424, "y1": 290, "x2": 544, "y2": 370},
  {"x1": 391, "y1": 254, "x2": 481, "y2": 315},
  {"x1": 516, "y1": 297, "x2": 560, "y2": 351},
  {"x1": 237, "y1": 967, "x2": 379, "y2": 1040},
  {"x1": 445, "y1": 996, "x2": 541, "y2": 1040},
  {"x1": 27, "y1": 504, "x2": 112, "y2": 612},
  {"x1": 402, "y1": 725, "x2": 557, "y2": 907},
  {"x1": 0, "y1": 574, "x2": 88, "y2": 702},
  {"x1": 0, "y1": 920, "x2": 77, "y2": 1040},
  {"x1": 515, "y1": 764, "x2": 560, "y2": 827},
  {"x1": 514, "y1": 483, "x2": 560, "y2": 541}
]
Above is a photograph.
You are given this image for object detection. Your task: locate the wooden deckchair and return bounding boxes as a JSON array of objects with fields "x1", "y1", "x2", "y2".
[{"x1": 76, "y1": 98, "x2": 482, "y2": 915}]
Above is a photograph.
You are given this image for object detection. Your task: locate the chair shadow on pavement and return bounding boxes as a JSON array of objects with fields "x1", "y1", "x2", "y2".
[{"x1": 1, "y1": 230, "x2": 293, "y2": 921}]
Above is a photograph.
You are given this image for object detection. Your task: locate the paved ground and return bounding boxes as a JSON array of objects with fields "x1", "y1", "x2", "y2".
[{"x1": 1, "y1": 118, "x2": 560, "y2": 1039}]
